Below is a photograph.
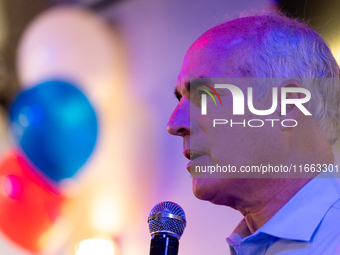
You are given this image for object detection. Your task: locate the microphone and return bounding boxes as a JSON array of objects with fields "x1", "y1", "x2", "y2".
[{"x1": 148, "y1": 201, "x2": 187, "y2": 255}]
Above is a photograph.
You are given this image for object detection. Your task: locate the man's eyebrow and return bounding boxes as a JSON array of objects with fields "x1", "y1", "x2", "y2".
[
  {"x1": 174, "y1": 77, "x2": 212, "y2": 101},
  {"x1": 188, "y1": 77, "x2": 213, "y2": 91},
  {"x1": 174, "y1": 80, "x2": 191, "y2": 101}
]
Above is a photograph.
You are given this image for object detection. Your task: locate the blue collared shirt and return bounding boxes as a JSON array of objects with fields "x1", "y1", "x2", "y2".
[{"x1": 227, "y1": 171, "x2": 340, "y2": 254}]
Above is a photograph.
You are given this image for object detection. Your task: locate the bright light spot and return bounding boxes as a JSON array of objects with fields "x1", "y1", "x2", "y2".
[
  {"x1": 18, "y1": 113, "x2": 29, "y2": 127},
  {"x1": 75, "y1": 238, "x2": 115, "y2": 255},
  {"x1": 18, "y1": 106, "x2": 30, "y2": 127},
  {"x1": 330, "y1": 41, "x2": 340, "y2": 65},
  {"x1": 2, "y1": 175, "x2": 22, "y2": 199},
  {"x1": 91, "y1": 191, "x2": 122, "y2": 234}
]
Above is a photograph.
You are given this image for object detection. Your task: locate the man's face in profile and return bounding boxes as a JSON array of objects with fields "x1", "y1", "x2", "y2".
[{"x1": 167, "y1": 29, "x2": 286, "y2": 206}]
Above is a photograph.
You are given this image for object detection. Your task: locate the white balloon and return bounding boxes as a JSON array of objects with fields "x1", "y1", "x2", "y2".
[{"x1": 17, "y1": 6, "x2": 122, "y2": 105}]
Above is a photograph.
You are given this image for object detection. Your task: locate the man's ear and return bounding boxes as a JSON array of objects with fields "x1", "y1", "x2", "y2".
[{"x1": 278, "y1": 80, "x2": 311, "y2": 131}]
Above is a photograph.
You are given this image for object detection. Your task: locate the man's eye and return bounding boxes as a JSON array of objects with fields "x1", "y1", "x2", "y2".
[
  {"x1": 190, "y1": 90, "x2": 207, "y2": 107},
  {"x1": 197, "y1": 89, "x2": 213, "y2": 99},
  {"x1": 174, "y1": 89, "x2": 182, "y2": 101}
]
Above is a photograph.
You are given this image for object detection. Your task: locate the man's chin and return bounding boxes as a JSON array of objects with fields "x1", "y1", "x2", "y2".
[
  {"x1": 192, "y1": 177, "x2": 237, "y2": 207},
  {"x1": 192, "y1": 177, "x2": 219, "y2": 202}
]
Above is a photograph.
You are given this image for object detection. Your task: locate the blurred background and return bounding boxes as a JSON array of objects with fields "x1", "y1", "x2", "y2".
[{"x1": 0, "y1": 0, "x2": 339, "y2": 254}]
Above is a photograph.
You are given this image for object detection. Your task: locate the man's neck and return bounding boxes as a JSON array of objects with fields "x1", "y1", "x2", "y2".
[
  {"x1": 241, "y1": 178, "x2": 314, "y2": 234},
  {"x1": 239, "y1": 135, "x2": 334, "y2": 234}
]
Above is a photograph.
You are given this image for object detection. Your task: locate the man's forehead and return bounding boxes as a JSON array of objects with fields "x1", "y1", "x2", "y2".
[
  {"x1": 175, "y1": 39, "x2": 250, "y2": 94},
  {"x1": 173, "y1": 16, "x2": 266, "y2": 98}
]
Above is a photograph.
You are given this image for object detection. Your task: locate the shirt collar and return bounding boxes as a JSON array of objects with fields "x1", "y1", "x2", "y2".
[
  {"x1": 227, "y1": 169, "x2": 340, "y2": 247},
  {"x1": 226, "y1": 218, "x2": 250, "y2": 253},
  {"x1": 258, "y1": 170, "x2": 340, "y2": 241},
  {"x1": 227, "y1": 218, "x2": 250, "y2": 246}
]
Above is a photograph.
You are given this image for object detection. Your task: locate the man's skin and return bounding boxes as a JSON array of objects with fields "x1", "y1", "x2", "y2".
[{"x1": 167, "y1": 16, "x2": 334, "y2": 234}]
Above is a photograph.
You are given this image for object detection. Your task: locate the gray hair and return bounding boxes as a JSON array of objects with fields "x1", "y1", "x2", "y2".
[{"x1": 229, "y1": 11, "x2": 340, "y2": 144}]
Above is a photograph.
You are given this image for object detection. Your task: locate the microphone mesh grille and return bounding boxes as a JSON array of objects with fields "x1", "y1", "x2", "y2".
[{"x1": 148, "y1": 201, "x2": 186, "y2": 239}]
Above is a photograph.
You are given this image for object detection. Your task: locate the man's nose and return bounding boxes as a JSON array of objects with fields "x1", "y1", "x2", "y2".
[{"x1": 167, "y1": 99, "x2": 191, "y2": 137}]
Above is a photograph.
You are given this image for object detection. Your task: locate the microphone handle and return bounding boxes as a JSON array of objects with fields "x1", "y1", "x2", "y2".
[{"x1": 150, "y1": 234, "x2": 179, "y2": 255}]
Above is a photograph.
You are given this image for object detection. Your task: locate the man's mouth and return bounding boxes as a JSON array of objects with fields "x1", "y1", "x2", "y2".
[
  {"x1": 190, "y1": 153, "x2": 202, "y2": 160},
  {"x1": 184, "y1": 149, "x2": 203, "y2": 160}
]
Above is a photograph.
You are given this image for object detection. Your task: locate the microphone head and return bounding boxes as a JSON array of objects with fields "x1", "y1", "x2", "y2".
[{"x1": 148, "y1": 201, "x2": 187, "y2": 240}]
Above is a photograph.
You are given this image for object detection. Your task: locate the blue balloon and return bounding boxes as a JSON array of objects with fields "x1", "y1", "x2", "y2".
[{"x1": 9, "y1": 80, "x2": 98, "y2": 182}]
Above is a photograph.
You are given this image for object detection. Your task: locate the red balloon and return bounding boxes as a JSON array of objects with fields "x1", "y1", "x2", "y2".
[{"x1": 0, "y1": 149, "x2": 64, "y2": 253}]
